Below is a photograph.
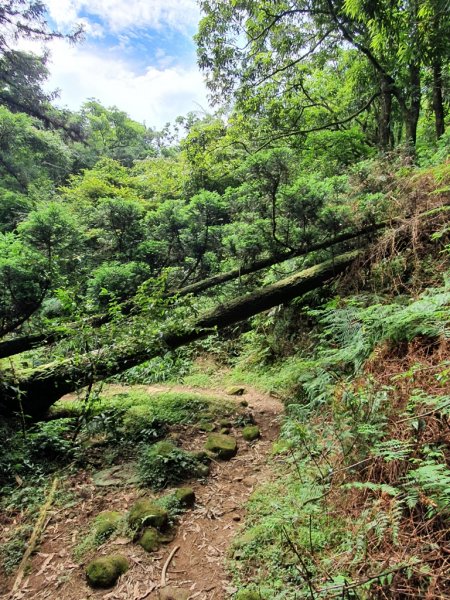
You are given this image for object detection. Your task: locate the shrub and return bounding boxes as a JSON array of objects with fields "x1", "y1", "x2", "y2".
[{"x1": 138, "y1": 441, "x2": 207, "y2": 489}]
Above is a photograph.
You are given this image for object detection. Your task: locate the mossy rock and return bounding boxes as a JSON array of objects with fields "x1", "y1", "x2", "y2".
[
  {"x1": 159, "y1": 587, "x2": 191, "y2": 600},
  {"x1": 94, "y1": 511, "x2": 122, "y2": 541},
  {"x1": 219, "y1": 419, "x2": 232, "y2": 428},
  {"x1": 86, "y1": 554, "x2": 129, "y2": 588},
  {"x1": 197, "y1": 420, "x2": 215, "y2": 432},
  {"x1": 128, "y1": 499, "x2": 168, "y2": 530},
  {"x1": 205, "y1": 433, "x2": 237, "y2": 460},
  {"x1": 138, "y1": 527, "x2": 161, "y2": 552},
  {"x1": 227, "y1": 386, "x2": 246, "y2": 396},
  {"x1": 92, "y1": 463, "x2": 139, "y2": 487},
  {"x1": 242, "y1": 425, "x2": 260, "y2": 442},
  {"x1": 174, "y1": 487, "x2": 195, "y2": 508}
]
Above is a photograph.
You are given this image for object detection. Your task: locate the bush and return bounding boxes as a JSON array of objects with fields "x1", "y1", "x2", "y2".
[
  {"x1": 138, "y1": 441, "x2": 208, "y2": 489},
  {"x1": 28, "y1": 418, "x2": 78, "y2": 461}
]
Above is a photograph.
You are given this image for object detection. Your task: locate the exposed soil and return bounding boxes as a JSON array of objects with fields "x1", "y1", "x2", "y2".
[{"x1": 1, "y1": 385, "x2": 283, "y2": 600}]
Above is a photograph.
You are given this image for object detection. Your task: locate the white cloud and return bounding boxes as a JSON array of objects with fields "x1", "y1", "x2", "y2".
[
  {"x1": 45, "y1": 0, "x2": 200, "y2": 34},
  {"x1": 45, "y1": 41, "x2": 209, "y2": 128}
]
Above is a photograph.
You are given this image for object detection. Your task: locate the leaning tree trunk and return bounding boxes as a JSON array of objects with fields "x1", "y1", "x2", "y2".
[{"x1": 0, "y1": 251, "x2": 360, "y2": 418}]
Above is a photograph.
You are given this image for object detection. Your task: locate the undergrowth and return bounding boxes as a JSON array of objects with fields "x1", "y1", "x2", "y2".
[{"x1": 231, "y1": 274, "x2": 450, "y2": 599}]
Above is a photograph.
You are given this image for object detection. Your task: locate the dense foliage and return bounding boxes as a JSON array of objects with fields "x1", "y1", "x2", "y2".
[{"x1": 0, "y1": 1, "x2": 449, "y2": 598}]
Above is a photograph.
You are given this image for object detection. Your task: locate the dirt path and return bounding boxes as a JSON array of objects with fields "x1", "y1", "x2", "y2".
[{"x1": 3, "y1": 385, "x2": 283, "y2": 600}]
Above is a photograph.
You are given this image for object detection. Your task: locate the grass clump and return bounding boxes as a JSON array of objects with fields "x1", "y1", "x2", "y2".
[{"x1": 138, "y1": 441, "x2": 208, "y2": 489}]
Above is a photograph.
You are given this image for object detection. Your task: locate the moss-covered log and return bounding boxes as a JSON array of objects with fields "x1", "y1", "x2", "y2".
[{"x1": 0, "y1": 251, "x2": 359, "y2": 417}]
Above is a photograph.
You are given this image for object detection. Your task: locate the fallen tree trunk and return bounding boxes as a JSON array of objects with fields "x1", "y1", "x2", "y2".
[
  {"x1": 2, "y1": 203, "x2": 448, "y2": 360},
  {"x1": 0, "y1": 250, "x2": 359, "y2": 417},
  {"x1": 0, "y1": 223, "x2": 378, "y2": 359}
]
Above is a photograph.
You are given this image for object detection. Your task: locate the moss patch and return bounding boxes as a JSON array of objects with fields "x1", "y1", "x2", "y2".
[{"x1": 236, "y1": 591, "x2": 261, "y2": 600}]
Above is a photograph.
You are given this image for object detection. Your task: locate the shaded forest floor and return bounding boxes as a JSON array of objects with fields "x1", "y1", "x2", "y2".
[{"x1": 1, "y1": 383, "x2": 282, "y2": 600}]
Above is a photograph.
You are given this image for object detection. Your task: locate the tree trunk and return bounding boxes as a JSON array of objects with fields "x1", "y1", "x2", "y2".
[
  {"x1": 379, "y1": 74, "x2": 393, "y2": 150},
  {"x1": 432, "y1": 59, "x2": 445, "y2": 139},
  {"x1": 404, "y1": 63, "x2": 421, "y2": 148},
  {"x1": 0, "y1": 251, "x2": 359, "y2": 417}
]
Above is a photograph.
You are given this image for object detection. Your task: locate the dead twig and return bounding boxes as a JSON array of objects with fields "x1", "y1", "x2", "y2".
[
  {"x1": 160, "y1": 545, "x2": 180, "y2": 588},
  {"x1": 10, "y1": 477, "x2": 59, "y2": 596}
]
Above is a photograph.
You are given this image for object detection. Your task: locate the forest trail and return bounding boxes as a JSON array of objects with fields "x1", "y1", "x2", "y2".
[{"x1": 3, "y1": 385, "x2": 283, "y2": 600}]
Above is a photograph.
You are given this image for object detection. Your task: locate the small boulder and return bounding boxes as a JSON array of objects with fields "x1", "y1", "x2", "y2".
[
  {"x1": 205, "y1": 433, "x2": 237, "y2": 460},
  {"x1": 86, "y1": 554, "x2": 128, "y2": 588},
  {"x1": 128, "y1": 499, "x2": 168, "y2": 530},
  {"x1": 242, "y1": 425, "x2": 260, "y2": 442},
  {"x1": 226, "y1": 386, "x2": 246, "y2": 396},
  {"x1": 138, "y1": 527, "x2": 161, "y2": 552},
  {"x1": 159, "y1": 587, "x2": 190, "y2": 600},
  {"x1": 219, "y1": 419, "x2": 233, "y2": 428},
  {"x1": 175, "y1": 487, "x2": 195, "y2": 508}
]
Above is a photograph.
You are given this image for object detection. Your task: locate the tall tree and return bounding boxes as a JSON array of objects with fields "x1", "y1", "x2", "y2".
[
  {"x1": 196, "y1": 0, "x2": 449, "y2": 150},
  {"x1": 0, "y1": 1, "x2": 82, "y2": 129}
]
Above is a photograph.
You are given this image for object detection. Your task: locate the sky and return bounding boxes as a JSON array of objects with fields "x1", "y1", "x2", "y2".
[{"x1": 38, "y1": 0, "x2": 210, "y2": 129}]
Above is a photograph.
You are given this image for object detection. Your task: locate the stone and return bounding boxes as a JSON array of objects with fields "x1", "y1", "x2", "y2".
[
  {"x1": 226, "y1": 386, "x2": 246, "y2": 396},
  {"x1": 242, "y1": 425, "x2": 260, "y2": 442},
  {"x1": 197, "y1": 420, "x2": 215, "y2": 432},
  {"x1": 92, "y1": 463, "x2": 139, "y2": 487},
  {"x1": 138, "y1": 527, "x2": 161, "y2": 552},
  {"x1": 86, "y1": 554, "x2": 129, "y2": 588},
  {"x1": 128, "y1": 499, "x2": 168, "y2": 530},
  {"x1": 191, "y1": 450, "x2": 211, "y2": 463},
  {"x1": 219, "y1": 419, "x2": 233, "y2": 428},
  {"x1": 205, "y1": 433, "x2": 237, "y2": 460},
  {"x1": 174, "y1": 487, "x2": 195, "y2": 508},
  {"x1": 93, "y1": 511, "x2": 122, "y2": 541},
  {"x1": 159, "y1": 587, "x2": 190, "y2": 600},
  {"x1": 239, "y1": 400, "x2": 249, "y2": 407}
]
